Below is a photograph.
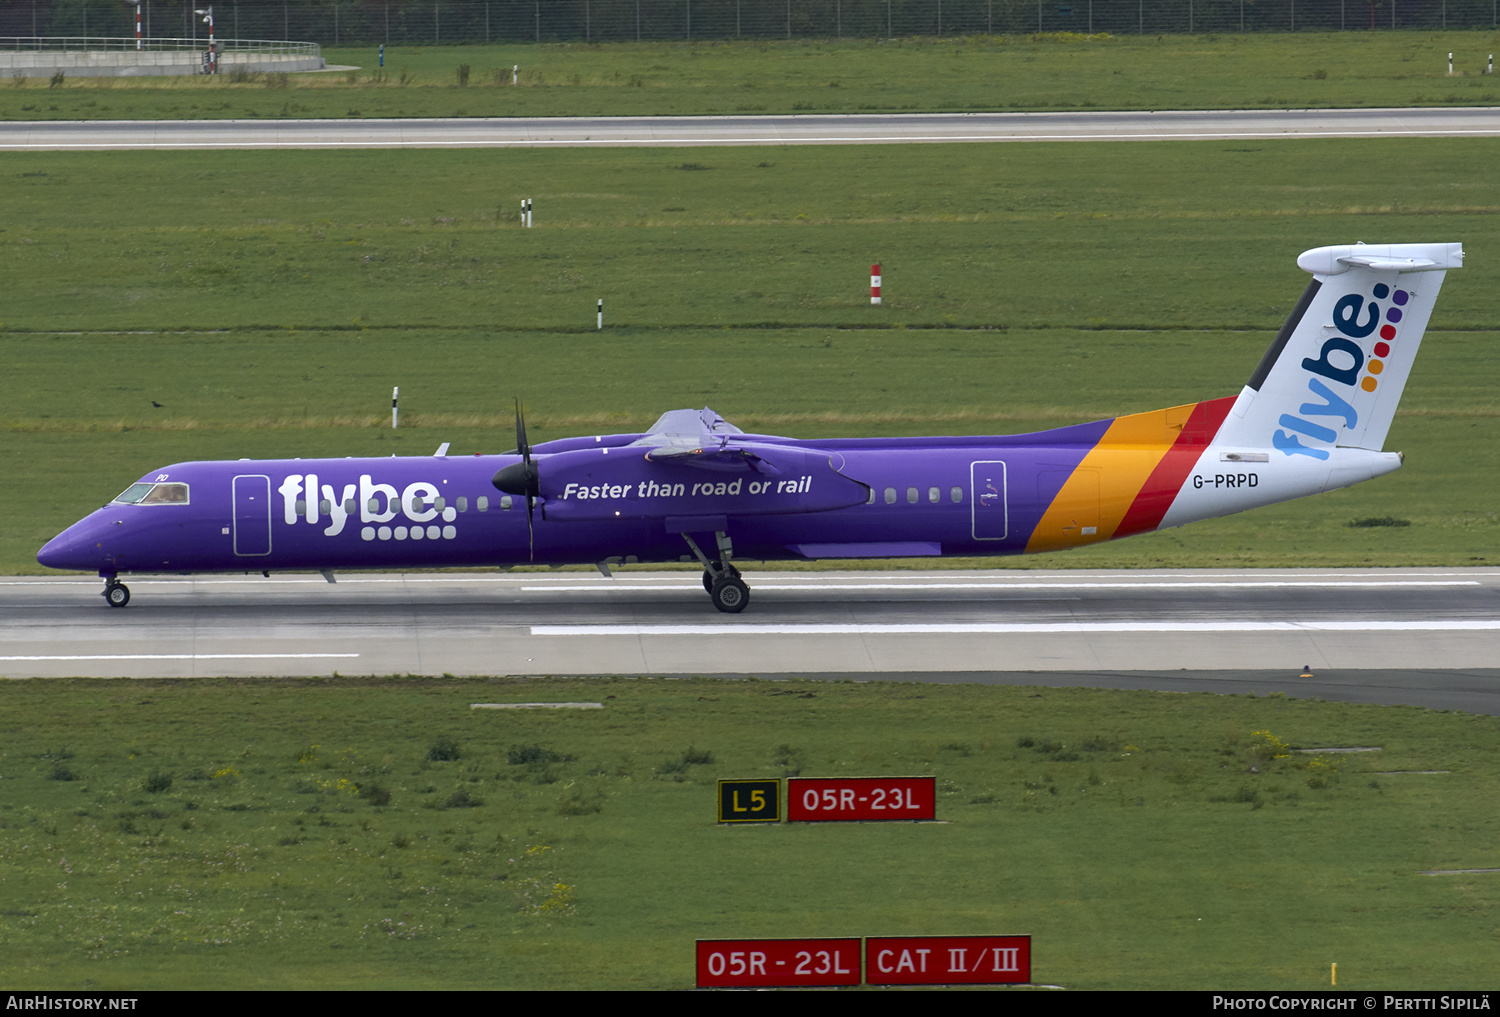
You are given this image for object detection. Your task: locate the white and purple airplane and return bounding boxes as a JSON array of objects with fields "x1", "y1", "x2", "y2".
[{"x1": 38, "y1": 242, "x2": 1462, "y2": 613}]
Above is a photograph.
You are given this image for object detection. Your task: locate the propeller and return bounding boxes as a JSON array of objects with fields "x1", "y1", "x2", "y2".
[{"x1": 491, "y1": 397, "x2": 540, "y2": 559}]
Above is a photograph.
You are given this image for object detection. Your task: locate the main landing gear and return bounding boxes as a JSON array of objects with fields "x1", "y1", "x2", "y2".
[
  {"x1": 681, "y1": 531, "x2": 749, "y2": 613},
  {"x1": 102, "y1": 577, "x2": 131, "y2": 608}
]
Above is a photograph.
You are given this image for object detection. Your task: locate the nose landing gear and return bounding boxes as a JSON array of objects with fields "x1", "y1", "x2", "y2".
[{"x1": 102, "y1": 578, "x2": 131, "y2": 608}]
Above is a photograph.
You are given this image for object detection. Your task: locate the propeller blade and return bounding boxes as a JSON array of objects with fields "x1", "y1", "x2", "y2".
[
  {"x1": 500, "y1": 397, "x2": 535, "y2": 561},
  {"x1": 525, "y1": 493, "x2": 535, "y2": 561},
  {"x1": 514, "y1": 396, "x2": 530, "y2": 463},
  {"x1": 493, "y1": 397, "x2": 542, "y2": 497}
]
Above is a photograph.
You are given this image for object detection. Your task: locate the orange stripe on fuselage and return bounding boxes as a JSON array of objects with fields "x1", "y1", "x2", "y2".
[
  {"x1": 1024, "y1": 397, "x2": 1234, "y2": 554},
  {"x1": 1115, "y1": 396, "x2": 1235, "y2": 539}
]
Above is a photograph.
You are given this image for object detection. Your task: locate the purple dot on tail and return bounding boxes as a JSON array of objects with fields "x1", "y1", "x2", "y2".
[{"x1": 1394, "y1": 290, "x2": 1409, "y2": 305}]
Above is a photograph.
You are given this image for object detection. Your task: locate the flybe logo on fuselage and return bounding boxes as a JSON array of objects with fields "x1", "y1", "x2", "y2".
[
  {"x1": 277, "y1": 473, "x2": 459, "y2": 541},
  {"x1": 1273, "y1": 281, "x2": 1409, "y2": 460}
]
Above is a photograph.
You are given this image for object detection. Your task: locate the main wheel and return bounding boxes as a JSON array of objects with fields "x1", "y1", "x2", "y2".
[
  {"x1": 709, "y1": 577, "x2": 749, "y2": 614},
  {"x1": 702, "y1": 571, "x2": 715, "y2": 593},
  {"x1": 104, "y1": 583, "x2": 131, "y2": 608}
]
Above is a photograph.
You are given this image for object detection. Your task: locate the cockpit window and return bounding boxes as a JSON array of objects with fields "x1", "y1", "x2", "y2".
[
  {"x1": 113, "y1": 483, "x2": 155, "y2": 504},
  {"x1": 114, "y1": 482, "x2": 190, "y2": 505}
]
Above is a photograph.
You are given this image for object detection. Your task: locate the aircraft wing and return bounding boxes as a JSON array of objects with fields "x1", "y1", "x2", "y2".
[
  {"x1": 536, "y1": 407, "x2": 869, "y2": 522},
  {"x1": 631, "y1": 407, "x2": 772, "y2": 471},
  {"x1": 636, "y1": 406, "x2": 745, "y2": 441}
]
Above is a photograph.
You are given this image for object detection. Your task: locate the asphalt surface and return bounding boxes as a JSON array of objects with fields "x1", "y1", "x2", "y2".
[
  {"x1": 4, "y1": 107, "x2": 1500, "y2": 149},
  {"x1": 5, "y1": 568, "x2": 1499, "y2": 711}
]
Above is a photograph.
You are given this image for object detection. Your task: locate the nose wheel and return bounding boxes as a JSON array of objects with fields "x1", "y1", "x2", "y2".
[{"x1": 102, "y1": 579, "x2": 131, "y2": 608}]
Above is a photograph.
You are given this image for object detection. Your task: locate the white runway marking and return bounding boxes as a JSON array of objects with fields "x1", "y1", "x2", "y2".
[
  {"x1": 534, "y1": 620, "x2": 1500, "y2": 636},
  {"x1": 521, "y1": 580, "x2": 1480, "y2": 592},
  {"x1": 0, "y1": 653, "x2": 359, "y2": 662}
]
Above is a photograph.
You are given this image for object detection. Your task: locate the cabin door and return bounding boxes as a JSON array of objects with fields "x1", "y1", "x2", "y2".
[
  {"x1": 969, "y1": 460, "x2": 1008, "y2": 540},
  {"x1": 232, "y1": 474, "x2": 272, "y2": 556}
]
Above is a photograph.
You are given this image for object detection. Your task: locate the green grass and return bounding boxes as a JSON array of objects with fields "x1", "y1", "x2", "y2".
[
  {"x1": 4, "y1": 139, "x2": 1498, "y2": 573},
  {"x1": 6, "y1": 141, "x2": 1500, "y2": 333},
  {"x1": 3, "y1": 676, "x2": 1497, "y2": 989},
  {"x1": 6, "y1": 32, "x2": 1500, "y2": 121}
]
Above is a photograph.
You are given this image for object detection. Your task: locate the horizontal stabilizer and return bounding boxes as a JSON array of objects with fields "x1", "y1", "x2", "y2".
[{"x1": 1297, "y1": 243, "x2": 1462, "y2": 276}]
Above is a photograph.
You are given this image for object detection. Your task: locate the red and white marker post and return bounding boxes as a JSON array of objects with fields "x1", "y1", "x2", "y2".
[{"x1": 870, "y1": 263, "x2": 882, "y2": 305}]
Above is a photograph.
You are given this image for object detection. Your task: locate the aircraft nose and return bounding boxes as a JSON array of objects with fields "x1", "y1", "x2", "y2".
[{"x1": 37, "y1": 522, "x2": 106, "y2": 572}]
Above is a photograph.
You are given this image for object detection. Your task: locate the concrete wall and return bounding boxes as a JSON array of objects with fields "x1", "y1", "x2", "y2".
[{"x1": 0, "y1": 49, "x2": 323, "y2": 78}]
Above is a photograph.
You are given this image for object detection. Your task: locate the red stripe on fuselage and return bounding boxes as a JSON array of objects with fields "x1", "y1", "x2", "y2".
[{"x1": 1114, "y1": 396, "x2": 1235, "y2": 538}]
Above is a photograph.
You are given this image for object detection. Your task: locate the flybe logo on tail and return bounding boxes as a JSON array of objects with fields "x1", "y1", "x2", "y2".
[{"x1": 1274, "y1": 281, "x2": 1409, "y2": 460}]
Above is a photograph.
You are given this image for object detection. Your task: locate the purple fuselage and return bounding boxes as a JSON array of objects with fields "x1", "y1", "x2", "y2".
[{"x1": 37, "y1": 422, "x2": 1110, "y2": 577}]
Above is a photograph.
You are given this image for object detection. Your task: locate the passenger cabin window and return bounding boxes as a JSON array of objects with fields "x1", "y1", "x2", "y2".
[
  {"x1": 457, "y1": 496, "x2": 468, "y2": 513},
  {"x1": 951, "y1": 487, "x2": 963, "y2": 503},
  {"x1": 928, "y1": 487, "x2": 940, "y2": 504},
  {"x1": 906, "y1": 487, "x2": 918, "y2": 504},
  {"x1": 884, "y1": 487, "x2": 897, "y2": 505},
  {"x1": 115, "y1": 482, "x2": 189, "y2": 505},
  {"x1": 499, "y1": 496, "x2": 512, "y2": 510}
]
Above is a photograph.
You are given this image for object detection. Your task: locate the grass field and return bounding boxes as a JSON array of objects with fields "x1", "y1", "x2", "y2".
[
  {"x1": 4, "y1": 32, "x2": 1500, "y2": 121},
  {"x1": 4, "y1": 139, "x2": 1497, "y2": 573},
  {"x1": 3, "y1": 675, "x2": 1498, "y2": 989}
]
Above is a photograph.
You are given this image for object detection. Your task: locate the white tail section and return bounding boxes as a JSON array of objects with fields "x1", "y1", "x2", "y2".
[{"x1": 1214, "y1": 243, "x2": 1462, "y2": 459}]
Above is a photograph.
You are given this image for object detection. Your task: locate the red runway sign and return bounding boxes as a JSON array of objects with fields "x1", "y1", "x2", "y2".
[
  {"x1": 786, "y1": 776, "x2": 936, "y2": 822},
  {"x1": 696, "y1": 938, "x2": 861, "y2": 988},
  {"x1": 866, "y1": 936, "x2": 1031, "y2": 985}
]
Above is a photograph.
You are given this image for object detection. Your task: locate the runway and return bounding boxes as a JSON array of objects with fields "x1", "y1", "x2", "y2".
[
  {"x1": 4, "y1": 107, "x2": 1500, "y2": 149},
  {"x1": 5, "y1": 568, "x2": 1499, "y2": 711}
]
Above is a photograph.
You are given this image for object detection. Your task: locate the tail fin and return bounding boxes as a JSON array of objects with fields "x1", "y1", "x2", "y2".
[{"x1": 1213, "y1": 243, "x2": 1463, "y2": 458}]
